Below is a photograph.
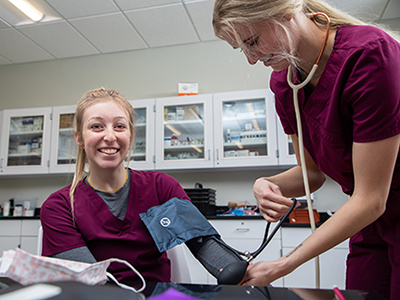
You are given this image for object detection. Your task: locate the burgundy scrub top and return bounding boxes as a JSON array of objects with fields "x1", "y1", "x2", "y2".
[
  {"x1": 41, "y1": 169, "x2": 190, "y2": 283},
  {"x1": 272, "y1": 25, "x2": 400, "y2": 195}
]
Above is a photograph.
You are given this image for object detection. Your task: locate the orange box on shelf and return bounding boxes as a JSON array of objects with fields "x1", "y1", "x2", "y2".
[{"x1": 289, "y1": 208, "x2": 320, "y2": 224}]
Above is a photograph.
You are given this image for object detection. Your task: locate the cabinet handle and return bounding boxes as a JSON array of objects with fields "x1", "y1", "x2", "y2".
[
  {"x1": 235, "y1": 228, "x2": 250, "y2": 232},
  {"x1": 0, "y1": 158, "x2": 3, "y2": 169},
  {"x1": 216, "y1": 149, "x2": 219, "y2": 161},
  {"x1": 208, "y1": 149, "x2": 211, "y2": 161}
]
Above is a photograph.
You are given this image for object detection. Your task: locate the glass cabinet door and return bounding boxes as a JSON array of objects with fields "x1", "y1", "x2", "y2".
[
  {"x1": 49, "y1": 105, "x2": 77, "y2": 173},
  {"x1": 155, "y1": 94, "x2": 213, "y2": 170},
  {"x1": 1, "y1": 107, "x2": 52, "y2": 175},
  {"x1": 276, "y1": 116, "x2": 297, "y2": 165},
  {"x1": 213, "y1": 89, "x2": 278, "y2": 168},
  {"x1": 132, "y1": 107, "x2": 147, "y2": 162},
  {"x1": 129, "y1": 99, "x2": 155, "y2": 170}
]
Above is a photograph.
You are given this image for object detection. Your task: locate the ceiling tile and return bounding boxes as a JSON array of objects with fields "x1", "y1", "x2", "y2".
[
  {"x1": 185, "y1": 0, "x2": 218, "y2": 41},
  {"x1": 325, "y1": 0, "x2": 388, "y2": 22},
  {"x1": 69, "y1": 13, "x2": 148, "y2": 53},
  {"x1": 382, "y1": 0, "x2": 400, "y2": 20},
  {"x1": 0, "y1": 28, "x2": 54, "y2": 63},
  {"x1": 0, "y1": 54, "x2": 12, "y2": 65},
  {"x1": 46, "y1": 0, "x2": 119, "y2": 19},
  {"x1": 125, "y1": 4, "x2": 199, "y2": 48},
  {"x1": 114, "y1": 0, "x2": 180, "y2": 10},
  {"x1": 18, "y1": 21, "x2": 99, "y2": 59},
  {"x1": 0, "y1": 18, "x2": 9, "y2": 29}
]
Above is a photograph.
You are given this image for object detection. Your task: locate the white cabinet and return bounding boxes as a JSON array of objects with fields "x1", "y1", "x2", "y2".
[
  {"x1": 276, "y1": 116, "x2": 297, "y2": 165},
  {"x1": 49, "y1": 105, "x2": 77, "y2": 174},
  {"x1": 183, "y1": 219, "x2": 283, "y2": 286},
  {"x1": 155, "y1": 94, "x2": 214, "y2": 170},
  {"x1": 0, "y1": 89, "x2": 296, "y2": 175},
  {"x1": 213, "y1": 89, "x2": 278, "y2": 168},
  {"x1": 129, "y1": 99, "x2": 156, "y2": 171},
  {"x1": 281, "y1": 227, "x2": 349, "y2": 289},
  {"x1": 0, "y1": 220, "x2": 21, "y2": 254},
  {"x1": 154, "y1": 89, "x2": 280, "y2": 170},
  {"x1": 0, "y1": 107, "x2": 52, "y2": 175},
  {"x1": 0, "y1": 219, "x2": 41, "y2": 254},
  {"x1": 20, "y1": 219, "x2": 41, "y2": 254}
]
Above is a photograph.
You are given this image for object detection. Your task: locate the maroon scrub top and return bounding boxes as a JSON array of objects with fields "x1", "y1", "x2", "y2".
[
  {"x1": 272, "y1": 25, "x2": 400, "y2": 195},
  {"x1": 41, "y1": 169, "x2": 190, "y2": 283},
  {"x1": 272, "y1": 25, "x2": 400, "y2": 298}
]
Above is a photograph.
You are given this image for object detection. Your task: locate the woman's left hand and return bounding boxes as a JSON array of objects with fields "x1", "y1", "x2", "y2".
[{"x1": 239, "y1": 259, "x2": 290, "y2": 287}]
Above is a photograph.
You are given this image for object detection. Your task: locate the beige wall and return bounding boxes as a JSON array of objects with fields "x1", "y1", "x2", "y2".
[
  {"x1": 0, "y1": 39, "x2": 348, "y2": 210},
  {"x1": 0, "y1": 40, "x2": 270, "y2": 109}
]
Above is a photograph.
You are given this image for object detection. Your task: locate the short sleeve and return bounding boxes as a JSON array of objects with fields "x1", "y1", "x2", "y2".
[
  {"x1": 155, "y1": 173, "x2": 190, "y2": 205},
  {"x1": 344, "y1": 38, "x2": 400, "y2": 142},
  {"x1": 40, "y1": 186, "x2": 87, "y2": 256}
]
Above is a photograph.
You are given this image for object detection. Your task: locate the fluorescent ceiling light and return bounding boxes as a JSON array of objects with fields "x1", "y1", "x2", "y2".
[{"x1": 8, "y1": 0, "x2": 43, "y2": 22}]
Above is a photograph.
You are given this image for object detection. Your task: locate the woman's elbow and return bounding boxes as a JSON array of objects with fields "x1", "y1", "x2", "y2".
[{"x1": 310, "y1": 171, "x2": 326, "y2": 192}]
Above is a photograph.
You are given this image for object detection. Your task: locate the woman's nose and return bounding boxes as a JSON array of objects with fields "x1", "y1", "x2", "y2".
[
  {"x1": 244, "y1": 51, "x2": 258, "y2": 65},
  {"x1": 103, "y1": 128, "x2": 117, "y2": 141}
]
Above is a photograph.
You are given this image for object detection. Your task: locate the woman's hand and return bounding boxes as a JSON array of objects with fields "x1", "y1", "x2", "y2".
[
  {"x1": 253, "y1": 177, "x2": 295, "y2": 222},
  {"x1": 239, "y1": 259, "x2": 291, "y2": 287}
]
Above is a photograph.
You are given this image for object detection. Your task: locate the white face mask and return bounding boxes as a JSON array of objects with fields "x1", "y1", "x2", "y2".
[{"x1": 0, "y1": 248, "x2": 145, "y2": 293}]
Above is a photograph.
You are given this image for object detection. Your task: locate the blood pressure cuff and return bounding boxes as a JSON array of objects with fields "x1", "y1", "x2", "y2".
[
  {"x1": 140, "y1": 197, "x2": 246, "y2": 280},
  {"x1": 139, "y1": 197, "x2": 219, "y2": 253}
]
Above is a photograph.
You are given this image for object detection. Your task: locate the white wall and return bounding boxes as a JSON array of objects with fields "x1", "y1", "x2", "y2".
[{"x1": 0, "y1": 39, "x2": 348, "y2": 210}]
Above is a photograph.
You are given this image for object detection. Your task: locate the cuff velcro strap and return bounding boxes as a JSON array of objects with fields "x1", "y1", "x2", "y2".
[{"x1": 140, "y1": 198, "x2": 219, "y2": 253}]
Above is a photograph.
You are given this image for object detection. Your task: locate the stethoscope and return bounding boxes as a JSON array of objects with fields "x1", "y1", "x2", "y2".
[
  {"x1": 217, "y1": 198, "x2": 298, "y2": 285},
  {"x1": 218, "y1": 12, "x2": 332, "y2": 286},
  {"x1": 286, "y1": 12, "x2": 331, "y2": 289}
]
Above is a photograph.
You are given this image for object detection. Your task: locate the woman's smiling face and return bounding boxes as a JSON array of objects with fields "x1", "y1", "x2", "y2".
[{"x1": 77, "y1": 99, "x2": 131, "y2": 173}]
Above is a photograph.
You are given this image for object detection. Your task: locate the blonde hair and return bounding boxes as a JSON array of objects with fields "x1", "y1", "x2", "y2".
[
  {"x1": 212, "y1": 0, "x2": 374, "y2": 67},
  {"x1": 69, "y1": 88, "x2": 135, "y2": 215}
]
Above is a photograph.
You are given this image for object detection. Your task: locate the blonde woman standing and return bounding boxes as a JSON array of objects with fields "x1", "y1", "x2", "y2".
[{"x1": 213, "y1": 0, "x2": 400, "y2": 298}]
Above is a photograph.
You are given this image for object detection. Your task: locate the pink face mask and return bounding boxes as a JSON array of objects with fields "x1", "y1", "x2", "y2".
[{"x1": 0, "y1": 248, "x2": 145, "y2": 293}]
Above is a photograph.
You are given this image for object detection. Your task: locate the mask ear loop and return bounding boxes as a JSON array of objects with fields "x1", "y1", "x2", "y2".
[
  {"x1": 106, "y1": 258, "x2": 146, "y2": 294},
  {"x1": 286, "y1": 12, "x2": 331, "y2": 289}
]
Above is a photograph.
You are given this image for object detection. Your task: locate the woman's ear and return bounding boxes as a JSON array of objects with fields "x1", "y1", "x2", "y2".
[
  {"x1": 284, "y1": 13, "x2": 294, "y2": 21},
  {"x1": 74, "y1": 132, "x2": 84, "y2": 149}
]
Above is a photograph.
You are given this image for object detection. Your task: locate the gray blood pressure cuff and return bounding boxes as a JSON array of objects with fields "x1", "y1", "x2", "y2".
[
  {"x1": 139, "y1": 197, "x2": 219, "y2": 252},
  {"x1": 140, "y1": 198, "x2": 246, "y2": 281}
]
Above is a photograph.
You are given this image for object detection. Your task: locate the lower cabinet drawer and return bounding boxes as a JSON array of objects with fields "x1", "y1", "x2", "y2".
[{"x1": 210, "y1": 219, "x2": 279, "y2": 240}]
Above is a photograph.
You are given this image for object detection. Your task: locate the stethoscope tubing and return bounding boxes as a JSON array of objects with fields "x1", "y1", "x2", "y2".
[{"x1": 284, "y1": 12, "x2": 331, "y2": 288}]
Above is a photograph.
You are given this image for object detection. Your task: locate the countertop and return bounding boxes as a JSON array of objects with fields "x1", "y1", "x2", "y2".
[
  {"x1": 0, "y1": 277, "x2": 385, "y2": 299},
  {"x1": 0, "y1": 212, "x2": 330, "y2": 228}
]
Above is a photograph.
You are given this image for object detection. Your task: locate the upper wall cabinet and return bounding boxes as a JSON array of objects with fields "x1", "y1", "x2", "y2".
[
  {"x1": 276, "y1": 114, "x2": 297, "y2": 166},
  {"x1": 128, "y1": 99, "x2": 155, "y2": 171},
  {"x1": 213, "y1": 89, "x2": 278, "y2": 168},
  {"x1": 0, "y1": 89, "x2": 296, "y2": 176},
  {"x1": 0, "y1": 107, "x2": 52, "y2": 175},
  {"x1": 155, "y1": 94, "x2": 214, "y2": 170},
  {"x1": 49, "y1": 105, "x2": 77, "y2": 174}
]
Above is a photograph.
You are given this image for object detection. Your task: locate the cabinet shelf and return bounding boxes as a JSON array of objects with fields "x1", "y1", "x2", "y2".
[
  {"x1": 164, "y1": 119, "x2": 204, "y2": 136},
  {"x1": 8, "y1": 153, "x2": 42, "y2": 158},
  {"x1": 10, "y1": 130, "x2": 43, "y2": 136},
  {"x1": 222, "y1": 115, "x2": 265, "y2": 122},
  {"x1": 164, "y1": 144, "x2": 204, "y2": 151},
  {"x1": 224, "y1": 139, "x2": 267, "y2": 147}
]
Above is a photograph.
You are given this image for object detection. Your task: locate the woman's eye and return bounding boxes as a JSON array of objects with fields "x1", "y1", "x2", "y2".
[
  {"x1": 91, "y1": 124, "x2": 103, "y2": 131},
  {"x1": 115, "y1": 124, "x2": 127, "y2": 130}
]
